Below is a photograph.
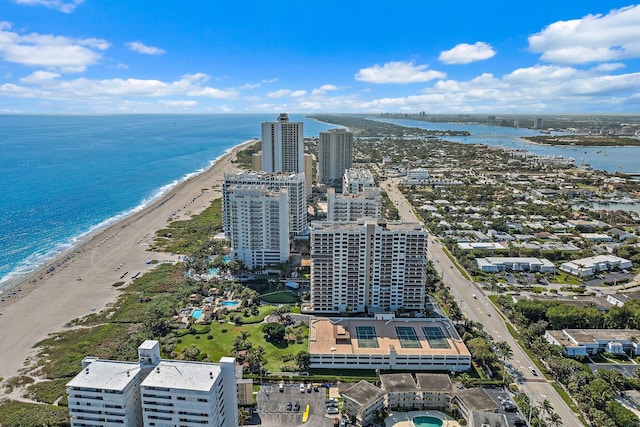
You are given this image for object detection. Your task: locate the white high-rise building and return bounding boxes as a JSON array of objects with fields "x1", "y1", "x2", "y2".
[
  {"x1": 67, "y1": 359, "x2": 143, "y2": 426},
  {"x1": 67, "y1": 341, "x2": 237, "y2": 427},
  {"x1": 318, "y1": 128, "x2": 353, "y2": 185},
  {"x1": 343, "y1": 168, "x2": 377, "y2": 195},
  {"x1": 141, "y1": 358, "x2": 237, "y2": 427},
  {"x1": 327, "y1": 187, "x2": 382, "y2": 222},
  {"x1": 261, "y1": 113, "x2": 304, "y2": 174},
  {"x1": 223, "y1": 171, "x2": 307, "y2": 235},
  {"x1": 226, "y1": 185, "x2": 290, "y2": 268},
  {"x1": 310, "y1": 219, "x2": 428, "y2": 314}
]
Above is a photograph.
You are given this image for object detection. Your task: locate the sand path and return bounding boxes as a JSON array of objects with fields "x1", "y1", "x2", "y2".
[{"x1": 0, "y1": 140, "x2": 255, "y2": 381}]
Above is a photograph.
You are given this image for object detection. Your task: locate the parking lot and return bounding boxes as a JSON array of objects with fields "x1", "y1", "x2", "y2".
[
  {"x1": 482, "y1": 387, "x2": 527, "y2": 426},
  {"x1": 256, "y1": 382, "x2": 344, "y2": 427}
]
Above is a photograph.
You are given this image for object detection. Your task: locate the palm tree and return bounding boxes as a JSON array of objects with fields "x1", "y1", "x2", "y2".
[
  {"x1": 495, "y1": 341, "x2": 513, "y2": 385},
  {"x1": 546, "y1": 412, "x2": 563, "y2": 427},
  {"x1": 540, "y1": 399, "x2": 553, "y2": 417}
]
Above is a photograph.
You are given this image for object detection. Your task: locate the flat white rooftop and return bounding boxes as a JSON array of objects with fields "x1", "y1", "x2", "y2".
[
  {"x1": 67, "y1": 360, "x2": 140, "y2": 391},
  {"x1": 141, "y1": 360, "x2": 221, "y2": 392}
]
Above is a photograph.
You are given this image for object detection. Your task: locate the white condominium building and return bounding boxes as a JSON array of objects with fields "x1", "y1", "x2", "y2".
[
  {"x1": 343, "y1": 168, "x2": 377, "y2": 195},
  {"x1": 67, "y1": 341, "x2": 237, "y2": 427},
  {"x1": 226, "y1": 185, "x2": 290, "y2": 268},
  {"x1": 327, "y1": 187, "x2": 382, "y2": 222},
  {"x1": 310, "y1": 219, "x2": 428, "y2": 314},
  {"x1": 141, "y1": 358, "x2": 237, "y2": 427},
  {"x1": 67, "y1": 360, "x2": 143, "y2": 426},
  {"x1": 223, "y1": 171, "x2": 307, "y2": 235},
  {"x1": 261, "y1": 113, "x2": 304, "y2": 174},
  {"x1": 318, "y1": 128, "x2": 354, "y2": 185}
]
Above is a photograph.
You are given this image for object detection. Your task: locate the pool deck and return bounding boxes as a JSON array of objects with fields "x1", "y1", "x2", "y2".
[{"x1": 385, "y1": 410, "x2": 460, "y2": 427}]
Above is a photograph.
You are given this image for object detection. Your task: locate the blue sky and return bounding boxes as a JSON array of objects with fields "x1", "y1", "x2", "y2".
[{"x1": 2, "y1": 0, "x2": 640, "y2": 114}]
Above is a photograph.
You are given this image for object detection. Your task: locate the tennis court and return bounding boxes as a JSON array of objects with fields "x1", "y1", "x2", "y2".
[
  {"x1": 395, "y1": 326, "x2": 422, "y2": 349},
  {"x1": 356, "y1": 325, "x2": 379, "y2": 348},
  {"x1": 422, "y1": 326, "x2": 451, "y2": 349}
]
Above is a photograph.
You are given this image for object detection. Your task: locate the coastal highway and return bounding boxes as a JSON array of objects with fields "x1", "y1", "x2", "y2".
[{"x1": 383, "y1": 177, "x2": 584, "y2": 427}]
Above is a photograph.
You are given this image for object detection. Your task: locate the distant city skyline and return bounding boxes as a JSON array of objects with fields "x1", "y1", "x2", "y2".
[{"x1": 2, "y1": 1, "x2": 640, "y2": 114}]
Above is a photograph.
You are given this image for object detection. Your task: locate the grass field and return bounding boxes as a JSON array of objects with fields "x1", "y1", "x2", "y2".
[{"x1": 175, "y1": 321, "x2": 308, "y2": 372}]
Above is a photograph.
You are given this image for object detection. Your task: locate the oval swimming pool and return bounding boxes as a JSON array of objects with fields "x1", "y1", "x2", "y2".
[{"x1": 412, "y1": 416, "x2": 443, "y2": 427}]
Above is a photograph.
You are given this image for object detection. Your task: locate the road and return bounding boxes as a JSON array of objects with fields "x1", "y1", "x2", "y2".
[{"x1": 383, "y1": 177, "x2": 584, "y2": 427}]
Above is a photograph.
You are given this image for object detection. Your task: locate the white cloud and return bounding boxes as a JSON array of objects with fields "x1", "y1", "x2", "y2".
[
  {"x1": 355, "y1": 61, "x2": 446, "y2": 84},
  {"x1": 0, "y1": 22, "x2": 109, "y2": 72},
  {"x1": 529, "y1": 5, "x2": 640, "y2": 64},
  {"x1": 13, "y1": 73, "x2": 237, "y2": 101},
  {"x1": 126, "y1": 41, "x2": 165, "y2": 55},
  {"x1": 267, "y1": 89, "x2": 292, "y2": 98},
  {"x1": 290, "y1": 90, "x2": 306, "y2": 97},
  {"x1": 239, "y1": 78, "x2": 278, "y2": 90},
  {"x1": 311, "y1": 84, "x2": 338, "y2": 95},
  {"x1": 15, "y1": 0, "x2": 83, "y2": 13},
  {"x1": 20, "y1": 70, "x2": 60, "y2": 84},
  {"x1": 359, "y1": 66, "x2": 640, "y2": 112},
  {"x1": 504, "y1": 64, "x2": 577, "y2": 84},
  {"x1": 438, "y1": 42, "x2": 496, "y2": 64},
  {"x1": 158, "y1": 100, "x2": 197, "y2": 107},
  {"x1": 592, "y1": 63, "x2": 625, "y2": 72}
]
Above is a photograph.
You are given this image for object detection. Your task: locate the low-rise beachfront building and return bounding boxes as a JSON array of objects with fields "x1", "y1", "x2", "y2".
[
  {"x1": 475, "y1": 257, "x2": 555, "y2": 273},
  {"x1": 340, "y1": 380, "x2": 385, "y2": 426},
  {"x1": 340, "y1": 373, "x2": 453, "y2": 425},
  {"x1": 308, "y1": 316, "x2": 471, "y2": 371},
  {"x1": 380, "y1": 372, "x2": 452, "y2": 411},
  {"x1": 67, "y1": 341, "x2": 238, "y2": 427},
  {"x1": 559, "y1": 254, "x2": 632, "y2": 277},
  {"x1": 580, "y1": 233, "x2": 613, "y2": 242},
  {"x1": 544, "y1": 329, "x2": 640, "y2": 357},
  {"x1": 451, "y1": 388, "x2": 499, "y2": 423},
  {"x1": 457, "y1": 242, "x2": 507, "y2": 251},
  {"x1": 405, "y1": 168, "x2": 429, "y2": 182}
]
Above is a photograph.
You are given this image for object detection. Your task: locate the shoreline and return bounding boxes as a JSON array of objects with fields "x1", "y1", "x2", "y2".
[
  {"x1": 0, "y1": 141, "x2": 253, "y2": 294},
  {"x1": 0, "y1": 139, "x2": 256, "y2": 381}
]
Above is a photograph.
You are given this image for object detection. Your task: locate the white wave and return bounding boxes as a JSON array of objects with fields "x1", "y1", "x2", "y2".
[{"x1": 0, "y1": 139, "x2": 255, "y2": 293}]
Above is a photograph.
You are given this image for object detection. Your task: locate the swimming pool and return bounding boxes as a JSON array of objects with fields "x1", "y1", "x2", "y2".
[
  {"x1": 192, "y1": 309, "x2": 203, "y2": 319},
  {"x1": 222, "y1": 300, "x2": 238, "y2": 307},
  {"x1": 412, "y1": 416, "x2": 443, "y2": 427}
]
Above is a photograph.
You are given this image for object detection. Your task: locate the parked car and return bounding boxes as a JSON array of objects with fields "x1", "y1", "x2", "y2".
[
  {"x1": 327, "y1": 407, "x2": 339, "y2": 415},
  {"x1": 286, "y1": 401, "x2": 292, "y2": 411},
  {"x1": 294, "y1": 401, "x2": 301, "y2": 411},
  {"x1": 300, "y1": 383, "x2": 306, "y2": 393}
]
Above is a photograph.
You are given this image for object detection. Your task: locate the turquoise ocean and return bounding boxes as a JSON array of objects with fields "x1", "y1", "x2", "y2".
[
  {"x1": 1, "y1": 114, "x2": 638, "y2": 292},
  {"x1": 0, "y1": 114, "x2": 336, "y2": 291}
]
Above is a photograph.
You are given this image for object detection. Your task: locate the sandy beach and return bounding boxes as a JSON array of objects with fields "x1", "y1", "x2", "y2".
[{"x1": 0, "y1": 140, "x2": 255, "y2": 381}]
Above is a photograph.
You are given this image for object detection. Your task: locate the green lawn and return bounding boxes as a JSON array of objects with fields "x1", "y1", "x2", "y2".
[
  {"x1": 551, "y1": 271, "x2": 582, "y2": 285},
  {"x1": 260, "y1": 291, "x2": 298, "y2": 304},
  {"x1": 232, "y1": 305, "x2": 277, "y2": 324},
  {"x1": 175, "y1": 321, "x2": 308, "y2": 372}
]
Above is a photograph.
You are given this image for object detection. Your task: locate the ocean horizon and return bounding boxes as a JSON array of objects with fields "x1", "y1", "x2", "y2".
[
  {"x1": 0, "y1": 114, "x2": 336, "y2": 291},
  {"x1": 2, "y1": 114, "x2": 638, "y2": 293}
]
